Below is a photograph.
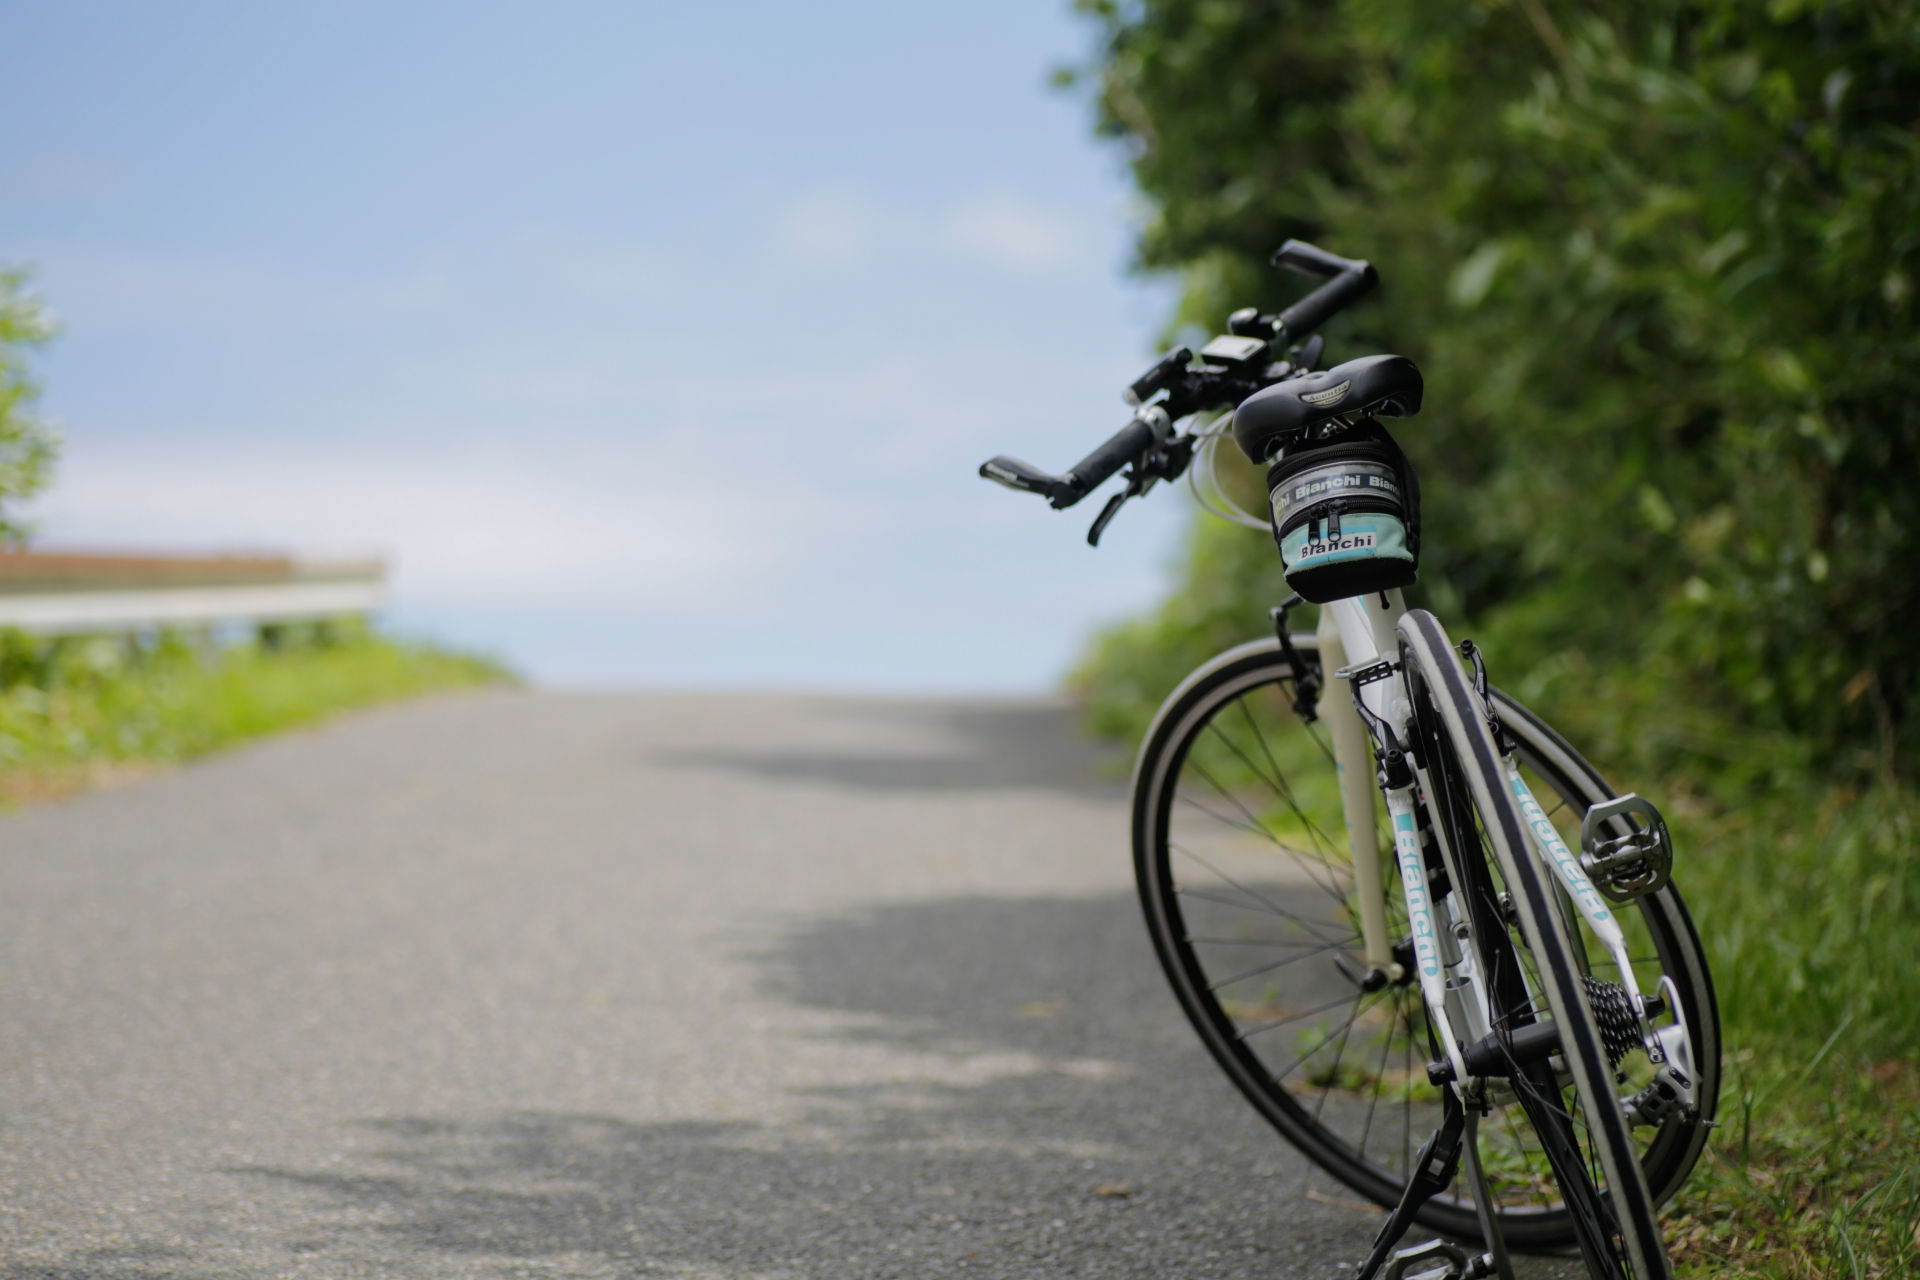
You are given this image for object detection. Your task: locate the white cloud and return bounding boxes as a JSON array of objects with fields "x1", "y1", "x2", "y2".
[
  {"x1": 30, "y1": 232, "x2": 689, "y2": 339},
  {"x1": 774, "y1": 190, "x2": 874, "y2": 266},
  {"x1": 23, "y1": 447, "x2": 824, "y2": 611},
  {"x1": 944, "y1": 198, "x2": 1073, "y2": 269},
  {"x1": 769, "y1": 191, "x2": 1080, "y2": 272},
  {"x1": 29, "y1": 248, "x2": 452, "y2": 335}
]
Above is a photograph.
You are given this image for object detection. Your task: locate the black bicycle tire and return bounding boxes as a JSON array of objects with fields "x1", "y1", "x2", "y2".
[
  {"x1": 1397, "y1": 609, "x2": 1671, "y2": 1279},
  {"x1": 1130, "y1": 636, "x2": 1714, "y2": 1250}
]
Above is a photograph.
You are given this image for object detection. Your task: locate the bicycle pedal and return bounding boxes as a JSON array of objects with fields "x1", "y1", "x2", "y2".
[
  {"x1": 1579, "y1": 793, "x2": 1674, "y2": 902},
  {"x1": 1627, "y1": 974, "x2": 1700, "y2": 1125},
  {"x1": 1382, "y1": 1238, "x2": 1495, "y2": 1280},
  {"x1": 1625, "y1": 1062, "x2": 1696, "y2": 1127}
]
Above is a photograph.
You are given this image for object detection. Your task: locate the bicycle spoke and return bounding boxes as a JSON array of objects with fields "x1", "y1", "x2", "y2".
[
  {"x1": 1311, "y1": 1006, "x2": 1361, "y2": 1123},
  {"x1": 1206, "y1": 939, "x2": 1349, "y2": 991},
  {"x1": 1173, "y1": 886, "x2": 1357, "y2": 949},
  {"x1": 1183, "y1": 746, "x2": 1348, "y2": 905},
  {"x1": 1184, "y1": 934, "x2": 1336, "y2": 948},
  {"x1": 1257, "y1": 995, "x2": 1380, "y2": 1085},
  {"x1": 1229, "y1": 697, "x2": 1350, "y2": 876},
  {"x1": 1171, "y1": 848, "x2": 1354, "y2": 948},
  {"x1": 1356, "y1": 995, "x2": 1400, "y2": 1160},
  {"x1": 1402, "y1": 1027, "x2": 1412, "y2": 1176},
  {"x1": 1236, "y1": 990, "x2": 1365, "y2": 1044},
  {"x1": 1171, "y1": 790, "x2": 1333, "y2": 868},
  {"x1": 1306, "y1": 719, "x2": 1338, "y2": 770}
]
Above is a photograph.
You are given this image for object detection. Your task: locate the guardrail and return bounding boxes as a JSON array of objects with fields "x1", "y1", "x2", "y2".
[{"x1": 0, "y1": 550, "x2": 387, "y2": 636}]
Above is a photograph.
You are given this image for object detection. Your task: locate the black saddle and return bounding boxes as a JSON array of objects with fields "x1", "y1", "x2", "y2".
[{"x1": 1232, "y1": 354, "x2": 1424, "y2": 462}]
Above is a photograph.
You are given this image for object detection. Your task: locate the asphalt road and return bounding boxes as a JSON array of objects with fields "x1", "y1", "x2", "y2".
[{"x1": 0, "y1": 691, "x2": 1582, "y2": 1279}]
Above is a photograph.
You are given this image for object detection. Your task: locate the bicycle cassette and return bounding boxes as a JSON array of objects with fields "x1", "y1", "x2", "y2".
[{"x1": 1579, "y1": 793, "x2": 1673, "y2": 903}]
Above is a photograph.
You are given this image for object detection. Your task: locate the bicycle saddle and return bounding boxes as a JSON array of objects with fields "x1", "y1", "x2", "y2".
[{"x1": 1233, "y1": 353, "x2": 1424, "y2": 462}]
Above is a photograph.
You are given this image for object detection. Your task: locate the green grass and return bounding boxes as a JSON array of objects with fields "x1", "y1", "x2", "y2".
[
  {"x1": 0, "y1": 619, "x2": 512, "y2": 802},
  {"x1": 1659, "y1": 786, "x2": 1920, "y2": 1279},
  {"x1": 1670, "y1": 1051, "x2": 1920, "y2": 1278}
]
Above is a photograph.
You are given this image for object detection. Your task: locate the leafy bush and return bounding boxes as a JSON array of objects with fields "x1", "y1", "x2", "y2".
[
  {"x1": 1067, "y1": 0, "x2": 1920, "y2": 781},
  {"x1": 0, "y1": 268, "x2": 60, "y2": 538}
]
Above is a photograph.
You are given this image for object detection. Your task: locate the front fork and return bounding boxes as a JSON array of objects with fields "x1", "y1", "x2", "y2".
[
  {"x1": 1315, "y1": 605, "x2": 1397, "y2": 982},
  {"x1": 1317, "y1": 597, "x2": 1474, "y2": 1089}
]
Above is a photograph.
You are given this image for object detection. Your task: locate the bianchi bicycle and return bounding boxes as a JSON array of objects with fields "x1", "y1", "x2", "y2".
[{"x1": 979, "y1": 242, "x2": 1719, "y2": 1280}]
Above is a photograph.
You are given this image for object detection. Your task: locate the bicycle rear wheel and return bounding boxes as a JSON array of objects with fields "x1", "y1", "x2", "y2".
[{"x1": 1131, "y1": 633, "x2": 1715, "y2": 1252}]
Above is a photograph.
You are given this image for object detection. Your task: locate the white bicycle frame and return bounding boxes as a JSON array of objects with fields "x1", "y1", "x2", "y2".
[
  {"x1": 1187, "y1": 414, "x2": 1691, "y2": 1089},
  {"x1": 1308, "y1": 589, "x2": 1687, "y2": 1092}
]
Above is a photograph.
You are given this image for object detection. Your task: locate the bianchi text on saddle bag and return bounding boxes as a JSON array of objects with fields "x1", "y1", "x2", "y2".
[{"x1": 1266, "y1": 429, "x2": 1421, "y2": 604}]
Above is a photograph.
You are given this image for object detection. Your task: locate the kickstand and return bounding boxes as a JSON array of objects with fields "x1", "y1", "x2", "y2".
[
  {"x1": 1352, "y1": 1090, "x2": 1515, "y2": 1280},
  {"x1": 1354, "y1": 1089, "x2": 1466, "y2": 1280},
  {"x1": 1461, "y1": 1102, "x2": 1517, "y2": 1280}
]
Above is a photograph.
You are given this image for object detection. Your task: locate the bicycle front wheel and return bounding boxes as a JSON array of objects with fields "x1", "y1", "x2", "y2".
[{"x1": 1130, "y1": 633, "x2": 1715, "y2": 1252}]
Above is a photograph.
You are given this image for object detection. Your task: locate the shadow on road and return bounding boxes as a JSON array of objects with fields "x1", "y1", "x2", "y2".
[
  {"x1": 200, "y1": 893, "x2": 1378, "y2": 1279},
  {"x1": 11, "y1": 896, "x2": 1579, "y2": 1279},
  {"x1": 657, "y1": 700, "x2": 1131, "y2": 794}
]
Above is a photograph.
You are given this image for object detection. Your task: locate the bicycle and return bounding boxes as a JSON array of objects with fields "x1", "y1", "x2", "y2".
[{"x1": 978, "y1": 242, "x2": 1719, "y2": 1280}]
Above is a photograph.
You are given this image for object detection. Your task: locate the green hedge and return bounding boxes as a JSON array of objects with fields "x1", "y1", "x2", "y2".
[{"x1": 0, "y1": 621, "x2": 510, "y2": 795}]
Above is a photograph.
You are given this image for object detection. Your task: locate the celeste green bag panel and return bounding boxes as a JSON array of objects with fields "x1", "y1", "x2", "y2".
[
  {"x1": 1265, "y1": 431, "x2": 1421, "y2": 604},
  {"x1": 1278, "y1": 510, "x2": 1413, "y2": 570}
]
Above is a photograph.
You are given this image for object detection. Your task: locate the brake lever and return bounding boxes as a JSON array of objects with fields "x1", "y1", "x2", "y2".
[
  {"x1": 1086, "y1": 490, "x2": 1130, "y2": 547},
  {"x1": 1087, "y1": 468, "x2": 1156, "y2": 546},
  {"x1": 1085, "y1": 434, "x2": 1199, "y2": 547}
]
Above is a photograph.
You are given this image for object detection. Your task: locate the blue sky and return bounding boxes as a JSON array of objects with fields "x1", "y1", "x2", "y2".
[{"x1": 0, "y1": 1, "x2": 1202, "y2": 689}]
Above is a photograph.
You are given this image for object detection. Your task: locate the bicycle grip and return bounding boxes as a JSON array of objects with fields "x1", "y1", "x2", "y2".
[
  {"x1": 1271, "y1": 239, "x2": 1377, "y2": 339},
  {"x1": 1277, "y1": 266, "x2": 1377, "y2": 339},
  {"x1": 1052, "y1": 409, "x2": 1169, "y2": 509},
  {"x1": 1272, "y1": 239, "x2": 1367, "y2": 279}
]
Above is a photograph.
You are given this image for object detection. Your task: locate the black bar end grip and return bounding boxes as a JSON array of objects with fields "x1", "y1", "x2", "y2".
[
  {"x1": 980, "y1": 456, "x2": 1066, "y2": 502},
  {"x1": 1276, "y1": 260, "x2": 1377, "y2": 340},
  {"x1": 1271, "y1": 238, "x2": 1367, "y2": 278}
]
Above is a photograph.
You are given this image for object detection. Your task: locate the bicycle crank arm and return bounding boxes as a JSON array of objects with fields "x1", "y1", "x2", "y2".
[{"x1": 1446, "y1": 990, "x2": 1653, "y2": 1078}]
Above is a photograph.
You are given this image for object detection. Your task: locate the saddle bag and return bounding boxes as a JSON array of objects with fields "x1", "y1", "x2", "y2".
[{"x1": 1266, "y1": 424, "x2": 1421, "y2": 604}]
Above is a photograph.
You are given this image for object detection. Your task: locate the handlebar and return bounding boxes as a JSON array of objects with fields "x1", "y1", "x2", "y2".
[
  {"x1": 979, "y1": 237, "x2": 1377, "y2": 543},
  {"x1": 980, "y1": 405, "x2": 1171, "y2": 509},
  {"x1": 1271, "y1": 239, "x2": 1377, "y2": 341}
]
